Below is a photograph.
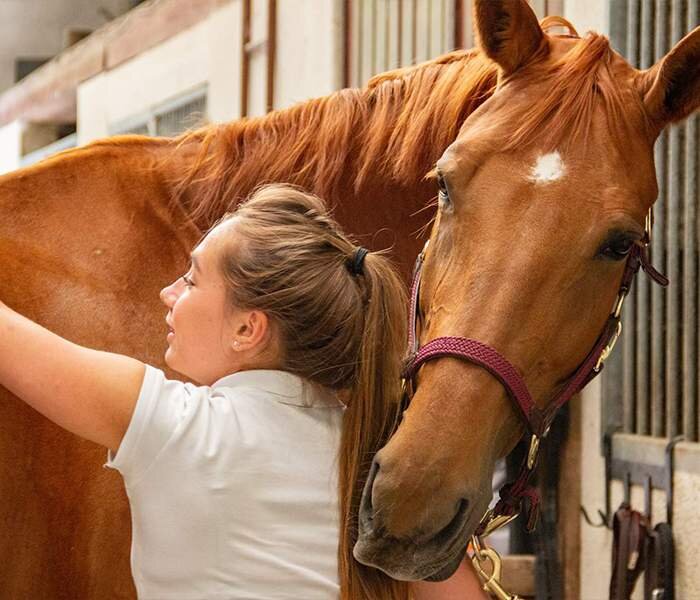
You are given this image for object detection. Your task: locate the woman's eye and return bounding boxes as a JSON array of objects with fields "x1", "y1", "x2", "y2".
[
  {"x1": 181, "y1": 275, "x2": 195, "y2": 287},
  {"x1": 600, "y1": 239, "x2": 635, "y2": 260}
]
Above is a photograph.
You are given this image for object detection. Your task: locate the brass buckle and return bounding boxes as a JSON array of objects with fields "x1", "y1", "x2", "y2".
[
  {"x1": 645, "y1": 208, "x2": 653, "y2": 242},
  {"x1": 612, "y1": 292, "x2": 626, "y2": 319},
  {"x1": 527, "y1": 434, "x2": 540, "y2": 470},
  {"x1": 478, "y1": 508, "x2": 520, "y2": 539},
  {"x1": 594, "y1": 320, "x2": 623, "y2": 372},
  {"x1": 470, "y1": 535, "x2": 522, "y2": 600}
]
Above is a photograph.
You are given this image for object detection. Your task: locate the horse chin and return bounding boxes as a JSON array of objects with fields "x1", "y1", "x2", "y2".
[
  {"x1": 422, "y1": 547, "x2": 467, "y2": 581},
  {"x1": 353, "y1": 498, "x2": 477, "y2": 581}
]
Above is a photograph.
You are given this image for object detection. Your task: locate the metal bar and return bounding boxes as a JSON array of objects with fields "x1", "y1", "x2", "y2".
[
  {"x1": 370, "y1": 0, "x2": 377, "y2": 76},
  {"x1": 626, "y1": 0, "x2": 640, "y2": 67},
  {"x1": 412, "y1": 0, "x2": 417, "y2": 64},
  {"x1": 622, "y1": 0, "x2": 640, "y2": 434},
  {"x1": 375, "y1": 0, "x2": 386, "y2": 73},
  {"x1": 690, "y1": 0, "x2": 700, "y2": 442},
  {"x1": 265, "y1": 0, "x2": 276, "y2": 113},
  {"x1": 622, "y1": 295, "x2": 637, "y2": 433},
  {"x1": 677, "y1": 0, "x2": 698, "y2": 442},
  {"x1": 665, "y1": 0, "x2": 685, "y2": 438},
  {"x1": 609, "y1": 0, "x2": 629, "y2": 56},
  {"x1": 343, "y1": 0, "x2": 351, "y2": 88},
  {"x1": 356, "y1": 0, "x2": 363, "y2": 86},
  {"x1": 385, "y1": 0, "x2": 391, "y2": 71},
  {"x1": 426, "y1": 0, "x2": 433, "y2": 59},
  {"x1": 454, "y1": 0, "x2": 464, "y2": 49},
  {"x1": 439, "y1": 0, "x2": 446, "y2": 55},
  {"x1": 650, "y1": 0, "x2": 668, "y2": 438},
  {"x1": 683, "y1": 119, "x2": 698, "y2": 440},
  {"x1": 240, "y1": 0, "x2": 251, "y2": 118},
  {"x1": 635, "y1": 0, "x2": 654, "y2": 435},
  {"x1": 397, "y1": 0, "x2": 403, "y2": 67}
]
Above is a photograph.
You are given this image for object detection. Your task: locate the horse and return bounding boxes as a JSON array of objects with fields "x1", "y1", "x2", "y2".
[
  {"x1": 353, "y1": 0, "x2": 700, "y2": 584},
  {"x1": 2, "y1": 2, "x2": 696, "y2": 598},
  {"x1": 0, "y1": 29, "x2": 490, "y2": 600}
]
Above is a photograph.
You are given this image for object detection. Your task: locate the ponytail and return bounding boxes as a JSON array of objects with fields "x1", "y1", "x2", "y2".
[{"x1": 338, "y1": 252, "x2": 410, "y2": 600}]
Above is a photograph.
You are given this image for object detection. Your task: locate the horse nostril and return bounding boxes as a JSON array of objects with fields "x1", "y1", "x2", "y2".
[{"x1": 359, "y1": 459, "x2": 382, "y2": 528}]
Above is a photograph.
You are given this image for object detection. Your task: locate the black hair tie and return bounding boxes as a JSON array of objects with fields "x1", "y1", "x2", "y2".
[{"x1": 348, "y1": 247, "x2": 369, "y2": 276}]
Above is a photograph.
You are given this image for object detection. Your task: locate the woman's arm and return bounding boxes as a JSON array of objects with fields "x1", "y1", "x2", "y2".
[
  {"x1": 409, "y1": 557, "x2": 490, "y2": 600},
  {"x1": 0, "y1": 301, "x2": 144, "y2": 452}
]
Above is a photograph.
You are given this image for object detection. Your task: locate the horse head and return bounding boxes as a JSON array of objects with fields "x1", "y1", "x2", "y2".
[{"x1": 354, "y1": 0, "x2": 700, "y2": 581}]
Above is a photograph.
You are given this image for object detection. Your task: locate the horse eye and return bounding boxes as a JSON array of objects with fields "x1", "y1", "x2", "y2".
[{"x1": 599, "y1": 237, "x2": 635, "y2": 261}]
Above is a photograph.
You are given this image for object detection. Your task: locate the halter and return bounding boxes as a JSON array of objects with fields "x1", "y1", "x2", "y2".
[{"x1": 400, "y1": 209, "x2": 669, "y2": 542}]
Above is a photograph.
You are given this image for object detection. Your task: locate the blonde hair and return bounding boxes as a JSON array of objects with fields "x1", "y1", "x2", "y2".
[{"x1": 214, "y1": 184, "x2": 409, "y2": 600}]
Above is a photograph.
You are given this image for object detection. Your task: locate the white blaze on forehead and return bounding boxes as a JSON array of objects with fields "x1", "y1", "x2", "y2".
[{"x1": 529, "y1": 151, "x2": 565, "y2": 184}]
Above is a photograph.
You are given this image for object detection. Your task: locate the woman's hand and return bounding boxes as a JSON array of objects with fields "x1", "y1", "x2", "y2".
[
  {"x1": 409, "y1": 555, "x2": 490, "y2": 600},
  {"x1": 0, "y1": 302, "x2": 144, "y2": 452}
]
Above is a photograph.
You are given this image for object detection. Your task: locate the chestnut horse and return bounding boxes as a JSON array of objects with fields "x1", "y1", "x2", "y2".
[
  {"x1": 354, "y1": 0, "x2": 700, "y2": 583},
  {"x1": 1, "y1": 3, "x2": 698, "y2": 598},
  {"x1": 0, "y1": 37, "x2": 490, "y2": 600}
]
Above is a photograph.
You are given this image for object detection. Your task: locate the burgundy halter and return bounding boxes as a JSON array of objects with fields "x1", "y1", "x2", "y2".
[{"x1": 400, "y1": 213, "x2": 669, "y2": 537}]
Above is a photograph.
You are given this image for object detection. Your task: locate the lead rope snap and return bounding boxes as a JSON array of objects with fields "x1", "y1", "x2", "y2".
[{"x1": 470, "y1": 535, "x2": 522, "y2": 600}]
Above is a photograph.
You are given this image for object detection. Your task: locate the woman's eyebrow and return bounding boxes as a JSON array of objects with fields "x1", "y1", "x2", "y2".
[{"x1": 190, "y1": 254, "x2": 202, "y2": 273}]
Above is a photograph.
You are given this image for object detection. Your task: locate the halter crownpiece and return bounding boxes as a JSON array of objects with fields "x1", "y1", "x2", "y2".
[{"x1": 348, "y1": 246, "x2": 369, "y2": 275}]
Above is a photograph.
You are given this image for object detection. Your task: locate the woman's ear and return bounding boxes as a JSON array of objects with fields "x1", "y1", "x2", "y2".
[
  {"x1": 636, "y1": 25, "x2": 700, "y2": 132},
  {"x1": 232, "y1": 310, "x2": 270, "y2": 352}
]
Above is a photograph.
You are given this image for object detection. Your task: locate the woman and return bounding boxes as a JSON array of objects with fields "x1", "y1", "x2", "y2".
[{"x1": 0, "y1": 184, "x2": 487, "y2": 599}]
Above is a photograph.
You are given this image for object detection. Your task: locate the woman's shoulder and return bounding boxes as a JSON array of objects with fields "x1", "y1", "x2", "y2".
[{"x1": 211, "y1": 368, "x2": 345, "y2": 410}]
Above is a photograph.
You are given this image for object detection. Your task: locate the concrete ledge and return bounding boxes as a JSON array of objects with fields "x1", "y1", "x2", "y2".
[{"x1": 610, "y1": 433, "x2": 700, "y2": 488}]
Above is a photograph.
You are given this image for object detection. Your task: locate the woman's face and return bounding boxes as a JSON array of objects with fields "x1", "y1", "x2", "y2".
[{"x1": 160, "y1": 220, "x2": 255, "y2": 385}]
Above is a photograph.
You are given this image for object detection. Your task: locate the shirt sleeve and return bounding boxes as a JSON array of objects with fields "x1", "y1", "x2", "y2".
[{"x1": 104, "y1": 364, "x2": 196, "y2": 485}]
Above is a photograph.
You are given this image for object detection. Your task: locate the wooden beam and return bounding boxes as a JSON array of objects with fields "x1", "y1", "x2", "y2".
[
  {"x1": 559, "y1": 398, "x2": 582, "y2": 600},
  {"x1": 502, "y1": 555, "x2": 535, "y2": 597}
]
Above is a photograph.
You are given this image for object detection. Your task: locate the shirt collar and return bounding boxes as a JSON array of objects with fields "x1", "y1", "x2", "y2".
[{"x1": 211, "y1": 369, "x2": 343, "y2": 408}]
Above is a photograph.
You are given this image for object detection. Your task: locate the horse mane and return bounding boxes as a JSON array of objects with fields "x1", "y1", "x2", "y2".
[
  {"x1": 165, "y1": 50, "x2": 497, "y2": 229},
  {"x1": 165, "y1": 24, "x2": 647, "y2": 230}
]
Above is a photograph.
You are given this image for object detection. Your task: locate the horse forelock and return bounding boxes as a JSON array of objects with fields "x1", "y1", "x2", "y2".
[{"x1": 499, "y1": 32, "x2": 650, "y2": 156}]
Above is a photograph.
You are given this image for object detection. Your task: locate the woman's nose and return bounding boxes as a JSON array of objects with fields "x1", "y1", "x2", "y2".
[{"x1": 160, "y1": 281, "x2": 179, "y2": 307}]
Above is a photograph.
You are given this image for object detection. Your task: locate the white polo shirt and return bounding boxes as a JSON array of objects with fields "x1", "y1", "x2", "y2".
[{"x1": 105, "y1": 365, "x2": 345, "y2": 600}]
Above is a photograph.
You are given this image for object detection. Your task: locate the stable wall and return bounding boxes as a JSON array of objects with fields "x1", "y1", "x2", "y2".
[
  {"x1": 568, "y1": 2, "x2": 700, "y2": 597},
  {"x1": 77, "y1": 0, "x2": 343, "y2": 145}
]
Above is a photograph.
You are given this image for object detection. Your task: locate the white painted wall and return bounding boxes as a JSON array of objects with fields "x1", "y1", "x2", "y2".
[
  {"x1": 0, "y1": 121, "x2": 23, "y2": 175},
  {"x1": 77, "y1": 0, "x2": 342, "y2": 144},
  {"x1": 78, "y1": 17, "x2": 212, "y2": 142},
  {"x1": 0, "y1": 0, "x2": 132, "y2": 94},
  {"x1": 275, "y1": 0, "x2": 344, "y2": 107}
]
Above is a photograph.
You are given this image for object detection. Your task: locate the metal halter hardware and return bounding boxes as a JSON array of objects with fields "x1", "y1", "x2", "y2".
[{"x1": 398, "y1": 209, "x2": 669, "y2": 589}]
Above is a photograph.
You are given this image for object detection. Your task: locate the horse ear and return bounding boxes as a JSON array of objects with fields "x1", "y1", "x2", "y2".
[
  {"x1": 473, "y1": 0, "x2": 545, "y2": 76},
  {"x1": 637, "y1": 26, "x2": 700, "y2": 130}
]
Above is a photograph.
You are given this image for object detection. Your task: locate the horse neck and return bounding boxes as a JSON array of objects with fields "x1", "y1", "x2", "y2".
[{"x1": 170, "y1": 50, "x2": 497, "y2": 230}]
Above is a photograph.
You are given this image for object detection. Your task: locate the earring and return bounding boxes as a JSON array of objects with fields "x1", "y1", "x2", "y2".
[{"x1": 233, "y1": 341, "x2": 241, "y2": 349}]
